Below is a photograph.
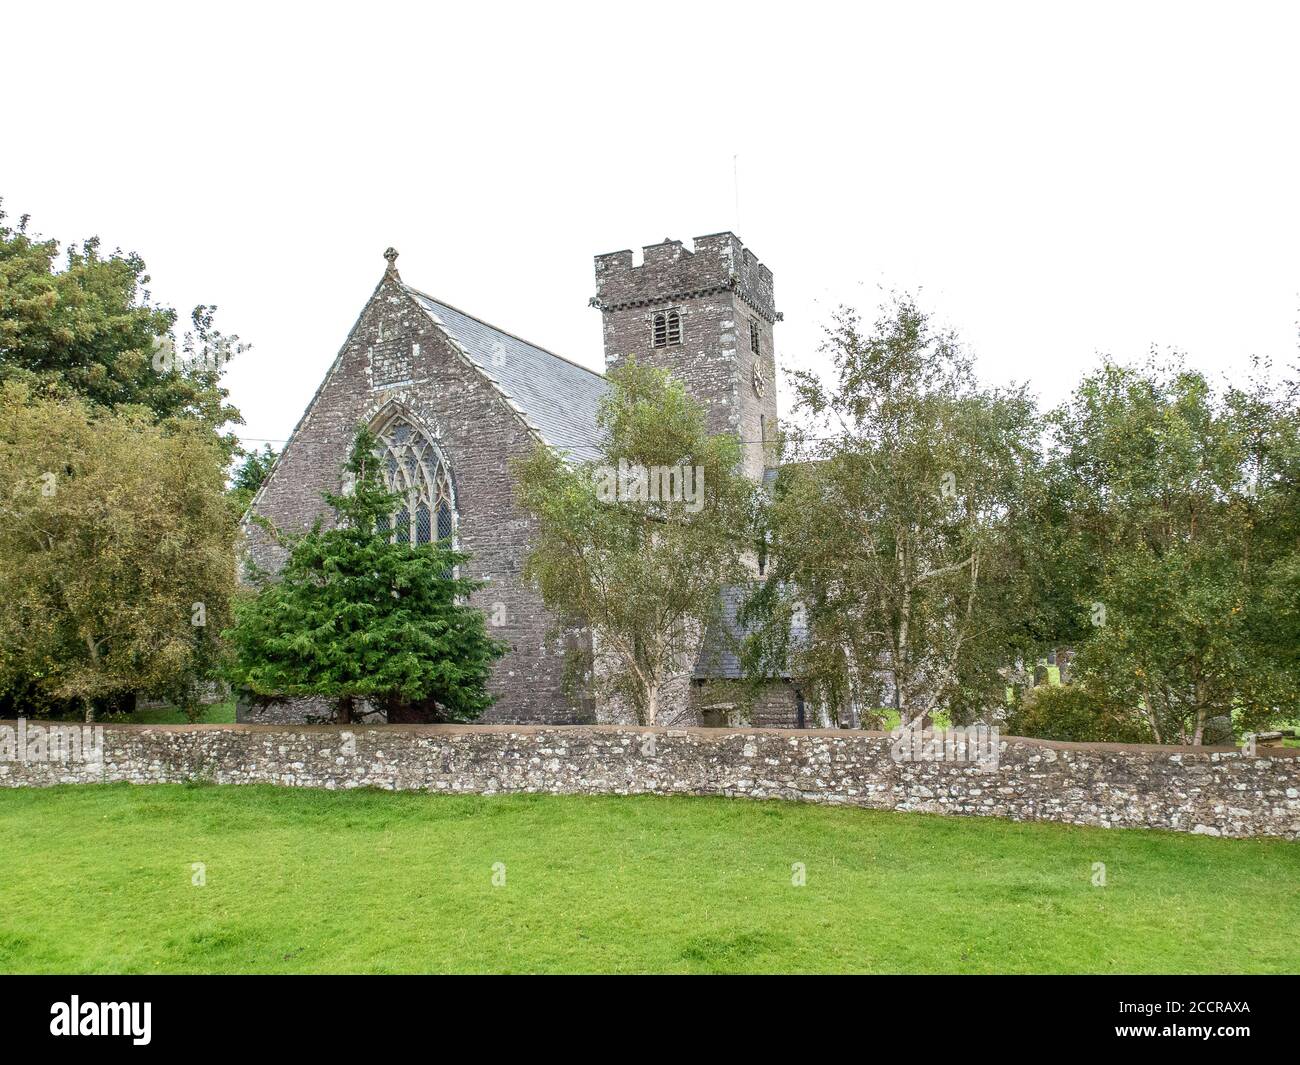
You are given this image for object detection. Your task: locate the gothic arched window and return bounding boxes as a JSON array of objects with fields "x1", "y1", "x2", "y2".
[{"x1": 372, "y1": 411, "x2": 455, "y2": 546}]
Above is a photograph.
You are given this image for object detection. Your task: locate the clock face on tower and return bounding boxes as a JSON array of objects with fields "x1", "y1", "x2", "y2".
[{"x1": 752, "y1": 362, "x2": 766, "y2": 398}]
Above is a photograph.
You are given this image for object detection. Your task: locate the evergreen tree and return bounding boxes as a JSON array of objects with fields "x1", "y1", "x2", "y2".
[{"x1": 227, "y1": 427, "x2": 505, "y2": 721}]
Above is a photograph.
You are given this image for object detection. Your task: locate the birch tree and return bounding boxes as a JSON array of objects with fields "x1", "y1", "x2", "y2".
[
  {"x1": 1049, "y1": 358, "x2": 1298, "y2": 744},
  {"x1": 514, "y1": 359, "x2": 756, "y2": 725},
  {"x1": 745, "y1": 297, "x2": 1040, "y2": 727}
]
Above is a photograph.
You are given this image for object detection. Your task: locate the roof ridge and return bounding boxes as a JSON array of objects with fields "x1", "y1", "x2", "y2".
[{"x1": 403, "y1": 283, "x2": 606, "y2": 382}]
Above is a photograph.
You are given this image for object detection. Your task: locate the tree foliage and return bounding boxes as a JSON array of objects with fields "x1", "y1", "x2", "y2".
[
  {"x1": 1003, "y1": 682, "x2": 1154, "y2": 744},
  {"x1": 0, "y1": 382, "x2": 237, "y2": 719},
  {"x1": 746, "y1": 298, "x2": 1041, "y2": 727},
  {"x1": 0, "y1": 203, "x2": 243, "y2": 454},
  {"x1": 747, "y1": 293, "x2": 1300, "y2": 745},
  {"x1": 1047, "y1": 357, "x2": 1299, "y2": 743},
  {"x1": 228, "y1": 443, "x2": 278, "y2": 514},
  {"x1": 226, "y1": 427, "x2": 505, "y2": 721},
  {"x1": 514, "y1": 359, "x2": 757, "y2": 725}
]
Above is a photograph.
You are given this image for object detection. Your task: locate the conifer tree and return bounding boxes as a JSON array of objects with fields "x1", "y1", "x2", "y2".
[{"x1": 227, "y1": 427, "x2": 505, "y2": 721}]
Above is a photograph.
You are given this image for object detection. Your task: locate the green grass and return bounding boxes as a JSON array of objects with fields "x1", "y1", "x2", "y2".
[
  {"x1": 872, "y1": 707, "x2": 952, "y2": 730},
  {"x1": 0, "y1": 785, "x2": 1296, "y2": 974}
]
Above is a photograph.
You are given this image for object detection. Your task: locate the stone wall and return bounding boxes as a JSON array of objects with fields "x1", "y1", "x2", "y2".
[{"x1": 2, "y1": 722, "x2": 1297, "y2": 839}]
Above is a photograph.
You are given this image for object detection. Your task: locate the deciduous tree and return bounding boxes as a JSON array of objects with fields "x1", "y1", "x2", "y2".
[
  {"x1": 1050, "y1": 358, "x2": 1299, "y2": 743},
  {"x1": 0, "y1": 204, "x2": 243, "y2": 453},
  {"x1": 0, "y1": 382, "x2": 237, "y2": 719},
  {"x1": 745, "y1": 297, "x2": 1041, "y2": 728},
  {"x1": 514, "y1": 359, "x2": 757, "y2": 725}
]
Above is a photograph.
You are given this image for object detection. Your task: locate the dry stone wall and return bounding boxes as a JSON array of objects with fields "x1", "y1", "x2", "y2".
[{"x1": 1, "y1": 722, "x2": 1297, "y2": 839}]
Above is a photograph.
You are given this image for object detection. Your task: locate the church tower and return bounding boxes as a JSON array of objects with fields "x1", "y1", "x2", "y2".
[{"x1": 592, "y1": 233, "x2": 779, "y2": 481}]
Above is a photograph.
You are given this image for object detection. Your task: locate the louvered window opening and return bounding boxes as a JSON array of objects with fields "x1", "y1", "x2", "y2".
[{"x1": 652, "y1": 310, "x2": 682, "y2": 348}]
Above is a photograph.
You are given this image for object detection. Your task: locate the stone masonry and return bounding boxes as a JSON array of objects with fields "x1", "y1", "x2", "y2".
[
  {"x1": 243, "y1": 234, "x2": 788, "y2": 727},
  {"x1": 595, "y1": 234, "x2": 780, "y2": 482},
  {"x1": 591, "y1": 235, "x2": 786, "y2": 720},
  {"x1": 3, "y1": 722, "x2": 1297, "y2": 840},
  {"x1": 242, "y1": 259, "x2": 594, "y2": 725}
]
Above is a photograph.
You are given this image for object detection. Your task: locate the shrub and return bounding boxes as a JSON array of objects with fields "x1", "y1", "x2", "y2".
[{"x1": 1003, "y1": 684, "x2": 1153, "y2": 744}]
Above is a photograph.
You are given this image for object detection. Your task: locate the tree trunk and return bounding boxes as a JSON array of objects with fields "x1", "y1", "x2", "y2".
[
  {"x1": 1140, "y1": 689, "x2": 1163, "y2": 744},
  {"x1": 338, "y1": 695, "x2": 353, "y2": 725},
  {"x1": 841, "y1": 642, "x2": 862, "y2": 728},
  {"x1": 895, "y1": 573, "x2": 916, "y2": 728}
]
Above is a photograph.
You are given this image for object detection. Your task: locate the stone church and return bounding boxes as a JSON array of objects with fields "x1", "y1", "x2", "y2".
[{"x1": 241, "y1": 232, "x2": 806, "y2": 727}]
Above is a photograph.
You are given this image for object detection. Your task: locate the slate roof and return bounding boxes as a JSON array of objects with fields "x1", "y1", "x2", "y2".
[
  {"x1": 406, "y1": 287, "x2": 609, "y2": 463},
  {"x1": 692, "y1": 582, "x2": 808, "y2": 680}
]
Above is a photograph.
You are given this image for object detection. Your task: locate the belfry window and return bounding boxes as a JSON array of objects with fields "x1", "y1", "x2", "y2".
[
  {"x1": 653, "y1": 310, "x2": 682, "y2": 348},
  {"x1": 373, "y1": 412, "x2": 455, "y2": 546},
  {"x1": 749, "y1": 318, "x2": 761, "y2": 355}
]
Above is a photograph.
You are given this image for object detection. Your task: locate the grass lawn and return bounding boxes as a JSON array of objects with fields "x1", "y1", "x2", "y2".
[{"x1": 0, "y1": 785, "x2": 1296, "y2": 974}]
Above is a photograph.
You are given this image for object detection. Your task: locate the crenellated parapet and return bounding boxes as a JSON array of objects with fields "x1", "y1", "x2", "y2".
[{"x1": 593, "y1": 232, "x2": 778, "y2": 324}]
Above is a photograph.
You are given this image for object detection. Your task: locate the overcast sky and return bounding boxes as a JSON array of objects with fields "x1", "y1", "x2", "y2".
[{"x1": 5, "y1": 1, "x2": 1298, "y2": 450}]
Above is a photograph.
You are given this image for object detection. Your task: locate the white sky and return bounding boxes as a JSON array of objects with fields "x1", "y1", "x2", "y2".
[{"x1": 4, "y1": 1, "x2": 1298, "y2": 450}]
